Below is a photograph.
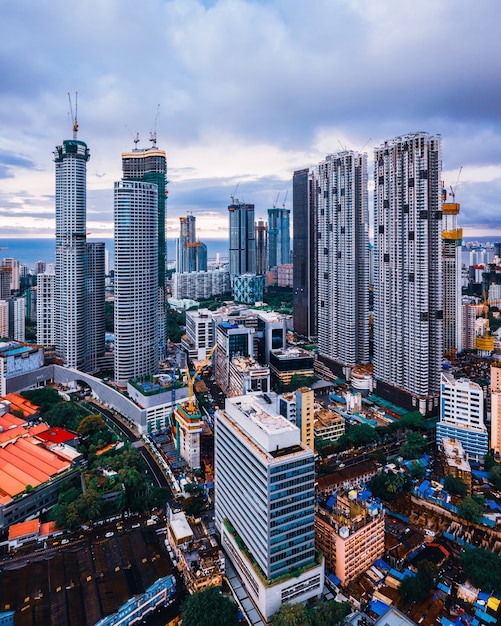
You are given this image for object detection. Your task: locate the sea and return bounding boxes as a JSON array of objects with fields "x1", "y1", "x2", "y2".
[
  {"x1": 0, "y1": 238, "x2": 230, "y2": 271},
  {"x1": 0, "y1": 235, "x2": 497, "y2": 271}
]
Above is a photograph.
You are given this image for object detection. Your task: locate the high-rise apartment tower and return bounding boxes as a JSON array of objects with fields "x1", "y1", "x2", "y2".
[
  {"x1": 316, "y1": 151, "x2": 370, "y2": 379},
  {"x1": 268, "y1": 206, "x2": 290, "y2": 269},
  {"x1": 176, "y1": 215, "x2": 207, "y2": 274},
  {"x1": 373, "y1": 133, "x2": 443, "y2": 414},
  {"x1": 228, "y1": 200, "x2": 255, "y2": 281}
]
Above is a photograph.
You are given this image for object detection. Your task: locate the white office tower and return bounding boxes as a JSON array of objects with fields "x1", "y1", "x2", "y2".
[
  {"x1": 442, "y1": 188, "x2": 463, "y2": 355},
  {"x1": 114, "y1": 180, "x2": 159, "y2": 385},
  {"x1": 215, "y1": 394, "x2": 324, "y2": 622},
  {"x1": 374, "y1": 133, "x2": 443, "y2": 415},
  {"x1": 36, "y1": 270, "x2": 55, "y2": 347},
  {"x1": 316, "y1": 151, "x2": 370, "y2": 380},
  {"x1": 54, "y1": 137, "x2": 90, "y2": 369},
  {"x1": 436, "y1": 372, "x2": 487, "y2": 462}
]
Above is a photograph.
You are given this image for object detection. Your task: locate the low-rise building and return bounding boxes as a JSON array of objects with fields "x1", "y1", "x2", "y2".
[
  {"x1": 314, "y1": 408, "x2": 345, "y2": 443},
  {"x1": 440, "y1": 437, "x2": 472, "y2": 495},
  {"x1": 228, "y1": 356, "x2": 270, "y2": 397},
  {"x1": 315, "y1": 491, "x2": 385, "y2": 587},
  {"x1": 269, "y1": 346, "x2": 315, "y2": 387},
  {"x1": 316, "y1": 461, "x2": 378, "y2": 499}
]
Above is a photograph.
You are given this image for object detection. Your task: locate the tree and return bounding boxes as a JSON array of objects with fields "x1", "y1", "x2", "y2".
[
  {"x1": 409, "y1": 462, "x2": 425, "y2": 479},
  {"x1": 78, "y1": 414, "x2": 106, "y2": 437},
  {"x1": 444, "y1": 474, "x2": 468, "y2": 497},
  {"x1": 309, "y1": 600, "x2": 351, "y2": 626},
  {"x1": 398, "y1": 432, "x2": 427, "y2": 459},
  {"x1": 461, "y1": 547, "x2": 501, "y2": 594},
  {"x1": 399, "y1": 560, "x2": 437, "y2": 604},
  {"x1": 348, "y1": 423, "x2": 380, "y2": 447},
  {"x1": 272, "y1": 603, "x2": 309, "y2": 626},
  {"x1": 399, "y1": 411, "x2": 425, "y2": 431},
  {"x1": 458, "y1": 495, "x2": 484, "y2": 522},
  {"x1": 489, "y1": 464, "x2": 501, "y2": 490},
  {"x1": 182, "y1": 586, "x2": 239, "y2": 626},
  {"x1": 21, "y1": 387, "x2": 63, "y2": 413}
]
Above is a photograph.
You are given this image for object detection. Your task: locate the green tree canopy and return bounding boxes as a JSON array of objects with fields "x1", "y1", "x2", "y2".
[
  {"x1": 398, "y1": 431, "x2": 427, "y2": 459},
  {"x1": 21, "y1": 387, "x2": 63, "y2": 413},
  {"x1": 399, "y1": 560, "x2": 437, "y2": 604},
  {"x1": 461, "y1": 547, "x2": 501, "y2": 594},
  {"x1": 489, "y1": 464, "x2": 501, "y2": 490},
  {"x1": 444, "y1": 474, "x2": 468, "y2": 497},
  {"x1": 458, "y1": 495, "x2": 484, "y2": 522},
  {"x1": 78, "y1": 414, "x2": 106, "y2": 437},
  {"x1": 272, "y1": 600, "x2": 351, "y2": 626},
  {"x1": 348, "y1": 423, "x2": 380, "y2": 447},
  {"x1": 182, "y1": 586, "x2": 239, "y2": 626},
  {"x1": 399, "y1": 411, "x2": 425, "y2": 430}
]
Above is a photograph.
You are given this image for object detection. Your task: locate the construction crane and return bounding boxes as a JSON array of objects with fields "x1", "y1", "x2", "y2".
[
  {"x1": 272, "y1": 192, "x2": 280, "y2": 209},
  {"x1": 149, "y1": 104, "x2": 160, "y2": 147},
  {"x1": 449, "y1": 166, "x2": 463, "y2": 203},
  {"x1": 68, "y1": 92, "x2": 78, "y2": 139},
  {"x1": 184, "y1": 343, "x2": 218, "y2": 414},
  {"x1": 230, "y1": 182, "x2": 240, "y2": 204},
  {"x1": 282, "y1": 190, "x2": 288, "y2": 209}
]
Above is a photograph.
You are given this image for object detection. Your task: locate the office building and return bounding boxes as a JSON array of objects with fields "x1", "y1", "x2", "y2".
[
  {"x1": 2, "y1": 259, "x2": 19, "y2": 292},
  {"x1": 215, "y1": 394, "x2": 324, "y2": 621},
  {"x1": 176, "y1": 215, "x2": 207, "y2": 274},
  {"x1": 183, "y1": 308, "x2": 215, "y2": 362},
  {"x1": 268, "y1": 206, "x2": 290, "y2": 270},
  {"x1": 36, "y1": 270, "x2": 55, "y2": 348},
  {"x1": 233, "y1": 273, "x2": 264, "y2": 305},
  {"x1": 227, "y1": 356, "x2": 270, "y2": 397},
  {"x1": 8, "y1": 297, "x2": 25, "y2": 342},
  {"x1": 214, "y1": 321, "x2": 255, "y2": 394},
  {"x1": 114, "y1": 180, "x2": 159, "y2": 385},
  {"x1": 315, "y1": 491, "x2": 384, "y2": 587},
  {"x1": 442, "y1": 187, "x2": 463, "y2": 356},
  {"x1": 228, "y1": 200, "x2": 255, "y2": 281},
  {"x1": 255, "y1": 218, "x2": 268, "y2": 276},
  {"x1": 269, "y1": 346, "x2": 315, "y2": 388},
  {"x1": 292, "y1": 168, "x2": 317, "y2": 339},
  {"x1": 54, "y1": 135, "x2": 90, "y2": 369},
  {"x1": 316, "y1": 151, "x2": 370, "y2": 380},
  {"x1": 373, "y1": 132, "x2": 443, "y2": 414},
  {"x1": 436, "y1": 372, "x2": 487, "y2": 462},
  {"x1": 122, "y1": 145, "x2": 167, "y2": 355}
]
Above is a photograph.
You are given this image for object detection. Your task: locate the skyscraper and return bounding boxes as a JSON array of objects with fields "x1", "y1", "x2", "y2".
[
  {"x1": 36, "y1": 269, "x2": 55, "y2": 348},
  {"x1": 316, "y1": 151, "x2": 370, "y2": 379},
  {"x1": 228, "y1": 200, "x2": 255, "y2": 281},
  {"x1": 292, "y1": 168, "x2": 317, "y2": 339},
  {"x1": 255, "y1": 218, "x2": 268, "y2": 276},
  {"x1": 54, "y1": 135, "x2": 90, "y2": 370},
  {"x1": 85, "y1": 242, "x2": 105, "y2": 373},
  {"x1": 373, "y1": 132, "x2": 443, "y2": 414},
  {"x1": 268, "y1": 206, "x2": 290, "y2": 269},
  {"x1": 114, "y1": 180, "x2": 159, "y2": 384},
  {"x1": 122, "y1": 145, "x2": 167, "y2": 354},
  {"x1": 215, "y1": 394, "x2": 323, "y2": 621},
  {"x1": 176, "y1": 215, "x2": 207, "y2": 274}
]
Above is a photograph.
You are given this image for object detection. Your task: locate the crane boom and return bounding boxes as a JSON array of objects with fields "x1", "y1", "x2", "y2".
[{"x1": 68, "y1": 92, "x2": 78, "y2": 139}]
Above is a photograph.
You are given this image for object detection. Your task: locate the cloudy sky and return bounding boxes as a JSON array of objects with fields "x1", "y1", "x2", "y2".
[{"x1": 1, "y1": 0, "x2": 501, "y2": 242}]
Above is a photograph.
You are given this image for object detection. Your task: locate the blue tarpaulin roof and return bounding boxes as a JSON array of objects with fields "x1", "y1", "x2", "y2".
[
  {"x1": 369, "y1": 600, "x2": 390, "y2": 616},
  {"x1": 359, "y1": 489, "x2": 371, "y2": 501},
  {"x1": 374, "y1": 559, "x2": 390, "y2": 571},
  {"x1": 326, "y1": 495, "x2": 337, "y2": 509},
  {"x1": 328, "y1": 573, "x2": 341, "y2": 586},
  {"x1": 437, "y1": 583, "x2": 451, "y2": 594},
  {"x1": 440, "y1": 619, "x2": 454, "y2": 626},
  {"x1": 474, "y1": 609, "x2": 496, "y2": 624},
  {"x1": 478, "y1": 592, "x2": 490, "y2": 602}
]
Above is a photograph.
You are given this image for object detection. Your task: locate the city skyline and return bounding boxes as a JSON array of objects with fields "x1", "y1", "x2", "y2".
[{"x1": 1, "y1": 1, "x2": 501, "y2": 241}]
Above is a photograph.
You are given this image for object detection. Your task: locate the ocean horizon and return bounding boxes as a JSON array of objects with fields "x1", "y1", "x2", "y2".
[{"x1": 0, "y1": 238, "x2": 230, "y2": 270}]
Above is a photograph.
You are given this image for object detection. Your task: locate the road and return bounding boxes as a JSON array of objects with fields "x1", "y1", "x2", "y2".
[{"x1": 86, "y1": 400, "x2": 170, "y2": 489}]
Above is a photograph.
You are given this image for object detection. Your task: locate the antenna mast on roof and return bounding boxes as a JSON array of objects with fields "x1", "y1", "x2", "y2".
[{"x1": 68, "y1": 92, "x2": 78, "y2": 139}]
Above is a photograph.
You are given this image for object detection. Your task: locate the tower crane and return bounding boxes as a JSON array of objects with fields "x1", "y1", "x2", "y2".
[
  {"x1": 149, "y1": 104, "x2": 160, "y2": 147},
  {"x1": 282, "y1": 190, "x2": 288, "y2": 209},
  {"x1": 68, "y1": 92, "x2": 78, "y2": 139},
  {"x1": 184, "y1": 343, "x2": 218, "y2": 415},
  {"x1": 449, "y1": 166, "x2": 463, "y2": 203}
]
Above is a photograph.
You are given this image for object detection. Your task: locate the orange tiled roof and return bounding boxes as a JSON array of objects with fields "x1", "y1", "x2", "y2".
[
  {"x1": 3, "y1": 393, "x2": 40, "y2": 417},
  {"x1": 39, "y1": 521, "x2": 58, "y2": 537},
  {"x1": 8, "y1": 518, "x2": 39, "y2": 540},
  {"x1": 0, "y1": 412, "x2": 27, "y2": 429}
]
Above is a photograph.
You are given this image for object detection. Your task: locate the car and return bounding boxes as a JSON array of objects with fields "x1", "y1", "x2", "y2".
[
  {"x1": 105, "y1": 532, "x2": 114, "y2": 538},
  {"x1": 61, "y1": 539, "x2": 69, "y2": 545},
  {"x1": 131, "y1": 523, "x2": 141, "y2": 529}
]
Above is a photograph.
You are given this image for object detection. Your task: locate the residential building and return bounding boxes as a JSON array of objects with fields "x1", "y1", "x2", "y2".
[
  {"x1": 228, "y1": 356, "x2": 270, "y2": 397},
  {"x1": 34, "y1": 261, "x2": 46, "y2": 275},
  {"x1": 440, "y1": 437, "x2": 472, "y2": 495},
  {"x1": 491, "y1": 361, "x2": 501, "y2": 457},
  {"x1": 176, "y1": 215, "x2": 207, "y2": 274},
  {"x1": 228, "y1": 200, "x2": 255, "y2": 282},
  {"x1": 36, "y1": 270, "x2": 55, "y2": 348},
  {"x1": 54, "y1": 135, "x2": 90, "y2": 370},
  {"x1": 121, "y1": 145, "x2": 168, "y2": 356},
  {"x1": 172, "y1": 268, "x2": 230, "y2": 300},
  {"x1": 315, "y1": 491, "x2": 385, "y2": 587},
  {"x1": 295, "y1": 386, "x2": 315, "y2": 451},
  {"x1": 436, "y1": 372, "x2": 487, "y2": 462},
  {"x1": 0, "y1": 266, "x2": 11, "y2": 299},
  {"x1": 0, "y1": 302, "x2": 8, "y2": 338},
  {"x1": 255, "y1": 218, "x2": 268, "y2": 276},
  {"x1": 442, "y1": 189, "x2": 463, "y2": 356},
  {"x1": 316, "y1": 461, "x2": 378, "y2": 499},
  {"x1": 316, "y1": 151, "x2": 370, "y2": 380},
  {"x1": 2, "y1": 259, "x2": 19, "y2": 292},
  {"x1": 114, "y1": 179, "x2": 159, "y2": 385},
  {"x1": 215, "y1": 394, "x2": 324, "y2": 621},
  {"x1": 293, "y1": 168, "x2": 317, "y2": 339},
  {"x1": 84, "y1": 241, "x2": 105, "y2": 373},
  {"x1": 373, "y1": 133, "x2": 443, "y2": 414},
  {"x1": 8, "y1": 297, "x2": 25, "y2": 342},
  {"x1": 173, "y1": 400, "x2": 203, "y2": 469},
  {"x1": 268, "y1": 206, "x2": 290, "y2": 270},
  {"x1": 314, "y1": 408, "x2": 345, "y2": 443}
]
